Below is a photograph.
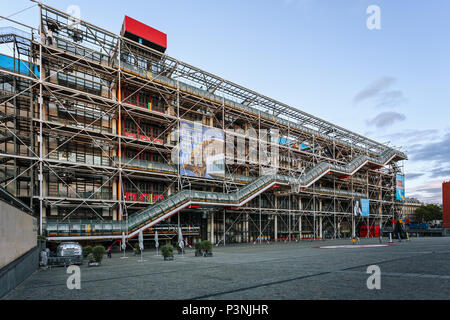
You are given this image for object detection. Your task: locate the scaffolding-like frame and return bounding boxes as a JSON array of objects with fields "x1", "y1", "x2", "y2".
[{"x1": 0, "y1": 2, "x2": 406, "y2": 244}]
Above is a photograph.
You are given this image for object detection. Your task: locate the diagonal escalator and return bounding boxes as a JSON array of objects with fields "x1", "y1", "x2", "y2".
[{"x1": 46, "y1": 148, "x2": 406, "y2": 240}]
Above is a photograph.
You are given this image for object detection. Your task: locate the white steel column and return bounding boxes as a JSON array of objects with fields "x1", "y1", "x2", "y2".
[
  {"x1": 274, "y1": 214, "x2": 278, "y2": 241},
  {"x1": 210, "y1": 211, "x2": 215, "y2": 244},
  {"x1": 352, "y1": 215, "x2": 356, "y2": 238},
  {"x1": 299, "y1": 197, "x2": 302, "y2": 239},
  {"x1": 244, "y1": 212, "x2": 249, "y2": 242},
  {"x1": 299, "y1": 215, "x2": 302, "y2": 239},
  {"x1": 319, "y1": 215, "x2": 323, "y2": 239},
  {"x1": 223, "y1": 209, "x2": 226, "y2": 246},
  {"x1": 38, "y1": 4, "x2": 44, "y2": 235}
]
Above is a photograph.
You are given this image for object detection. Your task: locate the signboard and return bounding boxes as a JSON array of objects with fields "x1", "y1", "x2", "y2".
[
  {"x1": 354, "y1": 199, "x2": 370, "y2": 217},
  {"x1": 179, "y1": 121, "x2": 224, "y2": 179},
  {"x1": 361, "y1": 199, "x2": 370, "y2": 217},
  {"x1": 396, "y1": 174, "x2": 405, "y2": 201},
  {"x1": 339, "y1": 221, "x2": 351, "y2": 233}
]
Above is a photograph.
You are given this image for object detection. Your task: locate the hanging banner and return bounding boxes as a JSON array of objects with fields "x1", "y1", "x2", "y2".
[
  {"x1": 354, "y1": 199, "x2": 362, "y2": 216},
  {"x1": 138, "y1": 230, "x2": 144, "y2": 251},
  {"x1": 361, "y1": 199, "x2": 370, "y2": 217},
  {"x1": 396, "y1": 174, "x2": 405, "y2": 200},
  {"x1": 121, "y1": 232, "x2": 126, "y2": 250},
  {"x1": 354, "y1": 199, "x2": 369, "y2": 217},
  {"x1": 179, "y1": 121, "x2": 224, "y2": 179}
]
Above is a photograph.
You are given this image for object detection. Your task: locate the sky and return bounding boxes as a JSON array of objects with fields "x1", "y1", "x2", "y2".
[{"x1": 1, "y1": 0, "x2": 449, "y2": 203}]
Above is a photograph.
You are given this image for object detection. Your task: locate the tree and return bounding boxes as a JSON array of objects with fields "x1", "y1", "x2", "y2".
[{"x1": 413, "y1": 205, "x2": 442, "y2": 222}]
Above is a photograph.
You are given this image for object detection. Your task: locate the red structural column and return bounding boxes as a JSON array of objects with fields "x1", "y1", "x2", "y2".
[{"x1": 443, "y1": 181, "x2": 450, "y2": 228}]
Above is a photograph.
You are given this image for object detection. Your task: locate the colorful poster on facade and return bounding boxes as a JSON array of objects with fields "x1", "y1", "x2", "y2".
[
  {"x1": 179, "y1": 121, "x2": 224, "y2": 179},
  {"x1": 354, "y1": 198, "x2": 370, "y2": 217},
  {"x1": 396, "y1": 174, "x2": 405, "y2": 201},
  {"x1": 361, "y1": 199, "x2": 370, "y2": 217},
  {"x1": 272, "y1": 136, "x2": 308, "y2": 150}
]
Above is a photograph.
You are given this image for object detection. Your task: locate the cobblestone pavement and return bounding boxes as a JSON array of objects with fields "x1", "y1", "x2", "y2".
[{"x1": 3, "y1": 237, "x2": 450, "y2": 300}]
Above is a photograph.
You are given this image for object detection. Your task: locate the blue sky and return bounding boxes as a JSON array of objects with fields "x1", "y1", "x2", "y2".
[{"x1": 2, "y1": 0, "x2": 449, "y2": 203}]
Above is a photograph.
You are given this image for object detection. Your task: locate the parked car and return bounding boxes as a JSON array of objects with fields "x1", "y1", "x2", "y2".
[
  {"x1": 57, "y1": 242, "x2": 83, "y2": 257},
  {"x1": 47, "y1": 242, "x2": 83, "y2": 267}
]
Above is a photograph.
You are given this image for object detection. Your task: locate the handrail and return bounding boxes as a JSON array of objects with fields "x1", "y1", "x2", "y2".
[{"x1": 46, "y1": 146, "x2": 404, "y2": 240}]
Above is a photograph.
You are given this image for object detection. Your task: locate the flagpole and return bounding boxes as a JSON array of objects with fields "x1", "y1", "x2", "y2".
[
  {"x1": 138, "y1": 229, "x2": 146, "y2": 262},
  {"x1": 121, "y1": 231, "x2": 128, "y2": 259},
  {"x1": 155, "y1": 230, "x2": 159, "y2": 256},
  {"x1": 178, "y1": 227, "x2": 184, "y2": 258}
]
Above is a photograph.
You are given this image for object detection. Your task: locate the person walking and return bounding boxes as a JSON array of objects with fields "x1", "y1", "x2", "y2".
[{"x1": 107, "y1": 246, "x2": 112, "y2": 258}]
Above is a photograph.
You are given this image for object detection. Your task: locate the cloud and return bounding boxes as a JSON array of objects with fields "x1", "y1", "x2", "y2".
[
  {"x1": 376, "y1": 90, "x2": 407, "y2": 108},
  {"x1": 372, "y1": 129, "x2": 439, "y2": 151},
  {"x1": 416, "y1": 187, "x2": 442, "y2": 194},
  {"x1": 429, "y1": 166, "x2": 450, "y2": 179},
  {"x1": 354, "y1": 76, "x2": 406, "y2": 109},
  {"x1": 354, "y1": 76, "x2": 396, "y2": 103},
  {"x1": 408, "y1": 193, "x2": 442, "y2": 204},
  {"x1": 405, "y1": 173, "x2": 424, "y2": 180},
  {"x1": 409, "y1": 132, "x2": 450, "y2": 162},
  {"x1": 407, "y1": 180, "x2": 443, "y2": 204},
  {"x1": 366, "y1": 112, "x2": 406, "y2": 128},
  {"x1": 384, "y1": 129, "x2": 439, "y2": 143}
]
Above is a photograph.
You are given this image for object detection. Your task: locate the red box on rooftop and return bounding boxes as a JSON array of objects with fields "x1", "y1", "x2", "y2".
[{"x1": 121, "y1": 16, "x2": 167, "y2": 53}]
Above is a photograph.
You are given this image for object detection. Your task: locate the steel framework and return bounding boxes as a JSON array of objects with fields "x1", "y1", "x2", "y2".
[{"x1": 0, "y1": 2, "x2": 407, "y2": 244}]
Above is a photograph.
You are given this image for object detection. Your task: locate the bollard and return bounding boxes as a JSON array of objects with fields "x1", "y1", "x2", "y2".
[{"x1": 389, "y1": 233, "x2": 393, "y2": 243}]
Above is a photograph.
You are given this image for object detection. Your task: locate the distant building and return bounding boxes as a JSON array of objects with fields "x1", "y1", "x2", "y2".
[
  {"x1": 443, "y1": 181, "x2": 450, "y2": 229},
  {"x1": 401, "y1": 198, "x2": 423, "y2": 220}
]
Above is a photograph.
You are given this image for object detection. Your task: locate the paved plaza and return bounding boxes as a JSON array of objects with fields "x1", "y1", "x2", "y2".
[{"x1": 3, "y1": 237, "x2": 450, "y2": 300}]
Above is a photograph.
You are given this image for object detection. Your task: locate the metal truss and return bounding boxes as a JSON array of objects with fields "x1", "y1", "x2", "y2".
[{"x1": 0, "y1": 2, "x2": 406, "y2": 244}]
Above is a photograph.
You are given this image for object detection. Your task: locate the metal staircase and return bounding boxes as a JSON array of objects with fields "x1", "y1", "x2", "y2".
[{"x1": 46, "y1": 147, "x2": 406, "y2": 240}]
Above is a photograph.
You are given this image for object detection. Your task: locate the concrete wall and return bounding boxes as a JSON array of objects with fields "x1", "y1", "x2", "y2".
[
  {"x1": 0, "y1": 245, "x2": 39, "y2": 298},
  {"x1": 0, "y1": 200, "x2": 37, "y2": 269}
]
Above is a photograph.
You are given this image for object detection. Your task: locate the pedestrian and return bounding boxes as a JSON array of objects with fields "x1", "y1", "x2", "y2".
[
  {"x1": 107, "y1": 246, "x2": 112, "y2": 258},
  {"x1": 398, "y1": 232, "x2": 402, "y2": 242}
]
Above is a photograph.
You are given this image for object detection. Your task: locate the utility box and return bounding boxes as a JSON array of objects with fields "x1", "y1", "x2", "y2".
[{"x1": 121, "y1": 16, "x2": 167, "y2": 53}]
